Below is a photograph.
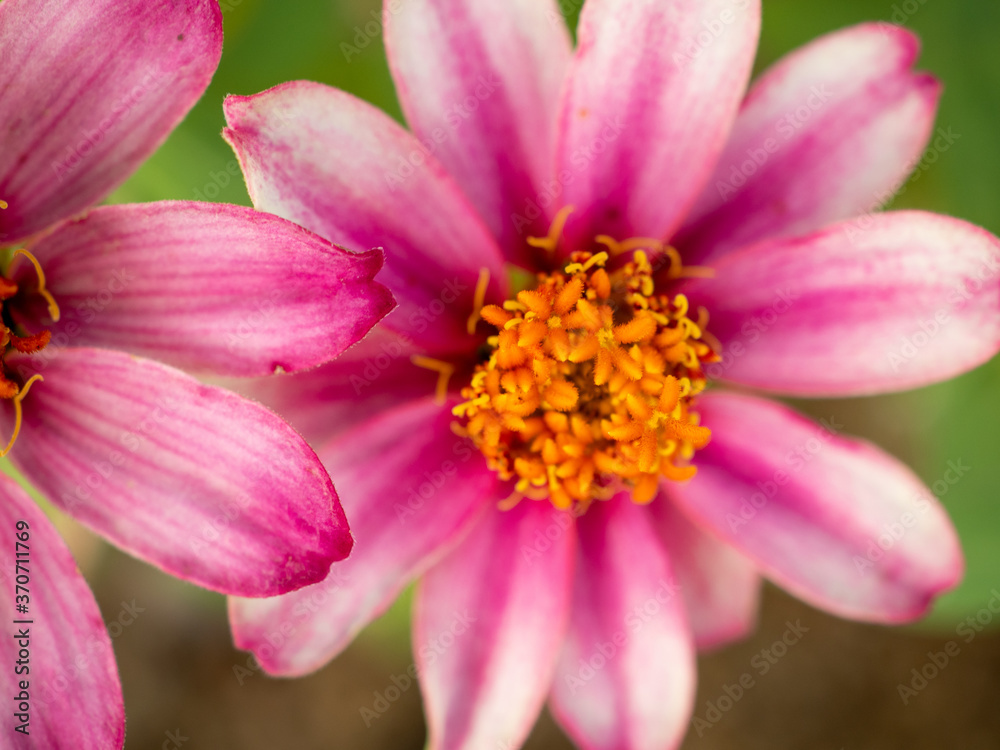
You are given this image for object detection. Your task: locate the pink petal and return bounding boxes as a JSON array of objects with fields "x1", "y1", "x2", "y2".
[
  {"x1": 4, "y1": 347, "x2": 349, "y2": 597},
  {"x1": 555, "y1": 0, "x2": 760, "y2": 250},
  {"x1": 223, "y1": 81, "x2": 507, "y2": 353},
  {"x1": 677, "y1": 23, "x2": 941, "y2": 264},
  {"x1": 549, "y1": 496, "x2": 695, "y2": 750},
  {"x1": 647, "y1": 492, "x2": 760, "y2": 651},
  {"x1": 683, "y1": 211, "x2": 1000, "y2": 396},
  {"x1": 0, "y1": 475, "x2": 123, "y2": 749},
  {"x1": 671, "y1": 391, "x2": 964, "y2": 623},
  {"x1": 416, "y1": 501, "x2": 576, "y2": 750},
  {"x1": 386, "y1": 0, "x2": 573, "y2": 263},
  {"x1": 229, "y1": 397, "x2": 496, "y2": 675},
  {"x1": 14, "y1": 202, "x2": 394, "y2": 377},
  {"x1": 236, "y1": 325, "x2": 437, "y2": 447},
  {"x1": 0, "y1": 0, "x2": 221, "y2": 245}
]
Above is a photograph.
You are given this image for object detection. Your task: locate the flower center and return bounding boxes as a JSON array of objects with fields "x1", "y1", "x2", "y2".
[
  {"x1": 454, "y1": 241, "x2": 719, "y2": 512},
  {"x1": 0, "y1": 247, "x2": 59, "y2": 456}
]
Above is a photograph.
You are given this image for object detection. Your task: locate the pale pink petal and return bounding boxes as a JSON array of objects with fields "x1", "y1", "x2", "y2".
[
  {"x1": 4, "y1": 347, "x2": 349, "y2": 597},
  {"x1": 0, "y1": 0, "x2": 221, "y2": 244},
  {"x1": 223, "y1": 81, "x2": 507, "y2": 353},
  {"x1": 683, "y1": 211, "x2": 1000, "y2": 396},
  {"x1": 229, "y1": 397, "x2": 496, "y2": 675},
  {"x1": 386, "y1": 0, "x2": 573, "y2": 262},
  {"x1": 677, "y1": 23, "x2": 941, "y2": 264},
  {"x1": 671, "y1": 391, "x2": 964, "y2": 623},
  {"x1": 647, "y1": 492, "x2": 760, "y2": 651},
  {"x1": 235, "y1": 326, "x2": 437, "y2": 447},
  {"x1": 416, "y1": 501, "x2": 576, "y2": 750},
  {"x1": 14, "y1": 202, "x2": 393, "y2": 377},
  {"x1": 555, "y1": 0, "x2": 760, "y2": 250},
  {"x1": 550, "y1": 496, "x2": 695, "y2": 750},
  {"x1": 0, "y1": 476, "x2": 124, "y2": 749}
]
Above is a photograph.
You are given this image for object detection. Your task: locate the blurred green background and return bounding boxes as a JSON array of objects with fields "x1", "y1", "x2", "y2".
[{"x1": 16, "y1": 0, "x2": 1000, "y2": 747}]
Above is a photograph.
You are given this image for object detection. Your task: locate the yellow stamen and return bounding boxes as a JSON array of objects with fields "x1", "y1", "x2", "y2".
[
  {"x1": 0, "y1": 200, "x2": 7, "y2": 209},
  {"x1": 466, "y1": 268, "x2": 491, "y2": 335},
  {"x1": 13, "y1": 249, "x2": 60, "y2": 322},
  {"x1": 526, "y1": 206, "x2": 575, "y2": 253},
  {"x1": 411, "y1": 356, "x2": 455, "y2": 405},
  {"x1": 454, "y1": 236, "x2": 719, "y2": 511},
  {"x1": 1, "y1": 375, "x2": 43, "y2": 457}
]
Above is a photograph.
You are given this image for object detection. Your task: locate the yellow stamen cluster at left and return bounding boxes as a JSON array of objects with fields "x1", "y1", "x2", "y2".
[{"x1": 453, "y1": 249, "x2": 719, "y2": 512}]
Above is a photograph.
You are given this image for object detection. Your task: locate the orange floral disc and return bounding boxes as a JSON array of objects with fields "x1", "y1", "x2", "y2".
[{"x1": 454, "y1": 246, "x2": 719, "y2": 512}]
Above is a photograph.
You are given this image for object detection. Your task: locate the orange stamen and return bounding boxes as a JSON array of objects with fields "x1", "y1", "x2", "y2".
[
  {"x1": 10, "y1": 330, "x2": 51, "y2": 354},
  {"x1": 526, "y1": 206, "x2": 575, "y2": 253},
  {"x1": 1, "y1": 375, "x2": 43, "y2": 457},
  {"x1": 466, "y1": 268, "x2": 491, "y2": 335},
  {"x1": 411, "y1": 356, "x2": 455, "y2": 405},
  {"x1": 13, "y1": 249, "x2": 60, "y2": 322}
]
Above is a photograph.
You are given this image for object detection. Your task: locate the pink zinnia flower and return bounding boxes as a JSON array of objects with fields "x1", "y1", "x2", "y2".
[
  {"x1": 0, "y1": 0, "x2": 393, "y2": 745},
  {"x1": 226, "y1": 1, "x2": 998, "y2": 748}
]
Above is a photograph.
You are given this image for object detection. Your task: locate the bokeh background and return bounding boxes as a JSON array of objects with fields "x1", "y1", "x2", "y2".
[{"x1": 8, "y1": 0, "x2": 1000, "y2": 747}]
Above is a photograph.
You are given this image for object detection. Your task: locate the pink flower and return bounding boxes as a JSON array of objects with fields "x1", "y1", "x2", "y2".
[
  {"x1": 225, "y1": 1, "x2": 998, "y2": 748},
  {"x1": 0, "y1": 0, "x2": 393, "y2": 745}
]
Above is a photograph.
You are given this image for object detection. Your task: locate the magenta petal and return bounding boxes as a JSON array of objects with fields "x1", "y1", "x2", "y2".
[
  {"x1": 4, "y1": 347, "x2": 349, "y2": 597},
  {"x1": 229, "y1": 397, "x2": 496, "y2": 675},
  {"x1": 236, "y1": 326, "x2": 438, "y2": 447},
  {"x1": 417, "y1": 501, "x2": 575, "y2": 750},
  {"x1": 683, "y1": 211, "x2": 1000, "y2": 396},
  {"x1": 648, "y1": 492, "x2": 760, "y2": 651},
  {"x1": 672, "y1": 391, "x2": 963, "y2": 623},
  {"x1": 223, "y1": 81, "x2": 508, "y2": 353},
  {"x1": 555, "y1": 0, "x2": 760, "y2": 249},
  {"x1": 0, "y1": 0, "x2": 221, "y2": 244},
  {"x1": 386, "y1": 0, "x2": 573, "y2": 262},
  {"x1": 677, "y1": 23, "x2": 941, "y2": 263},
  {"x1": 0, "y1": 475, "x2": 123, "y2": 748},
  {"x1": 16, "y1": 202, "x2": 394, "y2": 377},
  {"x1": 550, "y1": 496, "x2": 695, "y2": 750}
]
